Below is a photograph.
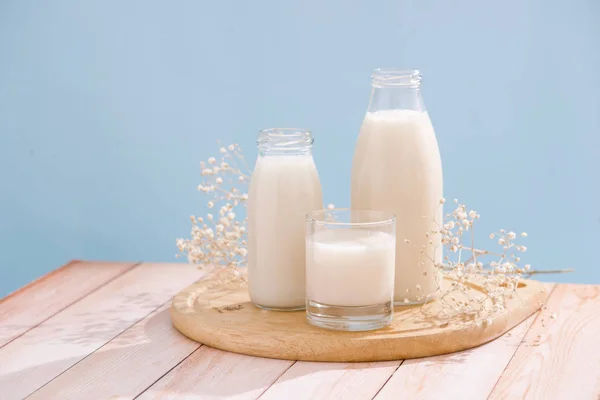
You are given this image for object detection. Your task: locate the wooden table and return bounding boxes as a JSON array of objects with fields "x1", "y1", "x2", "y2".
[{"x1": 0, "y1": 261, "x2": 598, "y2": 400}]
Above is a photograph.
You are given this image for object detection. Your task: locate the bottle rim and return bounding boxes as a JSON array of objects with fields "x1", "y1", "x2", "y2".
[
  {"x1": 258, "y1": 128, "x2": 314, "y2": 153},
  {"x1": 371, "y1": 69, "x2": 422, "y2": 88}
]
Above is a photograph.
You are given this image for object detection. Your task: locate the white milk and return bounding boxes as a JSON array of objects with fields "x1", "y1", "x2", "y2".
[
  {"x1": 248, "y1": 155, "x2": 323, "y2": 310},
  {"x1": 306, "y1": 229, "x2": 395, "y2": 307},
  {"x1": 351, "y1": 109, "x2": 443, "y2": 303}
]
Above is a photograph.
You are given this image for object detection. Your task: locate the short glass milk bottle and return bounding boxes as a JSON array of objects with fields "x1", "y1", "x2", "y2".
[
  {"x1": 247, "y1": 128, "x2": 323, "y2": 311},
  {"x1": 351, "y1": 69, "x2": 444, "y2": 305}
]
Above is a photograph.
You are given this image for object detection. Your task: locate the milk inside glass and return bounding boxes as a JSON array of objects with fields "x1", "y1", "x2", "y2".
[
  {"x1": 306, "y1": 229, "x2": 395, "y2": 307},
  {"x1": 351, "y1": 70, "x2": 443, "y2": 304},
  {"x1": 247, "y1": 130, "x2": 322, "y2": 310}
]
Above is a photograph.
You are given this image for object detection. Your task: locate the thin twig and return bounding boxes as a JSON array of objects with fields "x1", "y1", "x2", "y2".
[{"x1": 524, "y1": 268, "x2": 575, "y2": 276}]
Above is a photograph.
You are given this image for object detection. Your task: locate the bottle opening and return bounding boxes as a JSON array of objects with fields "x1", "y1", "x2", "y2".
[
  {"x1": 371, "y1": 69, "x2": 422, "y2": 88},
  {"x1": 258, "y1": 128, "x2": 314, "y2": 154}
]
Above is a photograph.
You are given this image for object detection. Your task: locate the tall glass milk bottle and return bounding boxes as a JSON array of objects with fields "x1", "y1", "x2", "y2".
[
  {"x1": 351, "y1": 69, "x2": 443, "y2": 304},
  {"x1": 248, "y1": 128, "x2": 323, "y2": 311}
]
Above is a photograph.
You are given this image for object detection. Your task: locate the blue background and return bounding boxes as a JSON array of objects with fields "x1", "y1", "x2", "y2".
[{"x1": 1, "y1": 0, "x2": 598, "y2": 296}]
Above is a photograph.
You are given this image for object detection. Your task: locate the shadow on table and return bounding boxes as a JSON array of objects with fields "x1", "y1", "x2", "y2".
[{"x1": 0, "y1": 296, "x2": 495, "y2": 400}]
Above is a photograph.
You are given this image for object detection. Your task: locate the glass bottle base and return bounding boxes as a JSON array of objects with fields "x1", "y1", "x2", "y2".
[
  {"x1": 253, "y1": 303, "x2": 306, "y2": 312},
  {"x1": 394, "y1": 292, "x2": 438, "y2": 306}
]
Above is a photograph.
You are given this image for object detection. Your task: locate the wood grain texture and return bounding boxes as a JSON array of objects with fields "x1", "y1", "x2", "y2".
[
  {"x1": 374, "y1": 284, "x2": 555, "y2": 400},
  {"x1": 0, "y1": 260, "x2": 136, "y2": 348},
  {"x1": 259, "y1": 361, "x2": 400, "y2": 400},
  {"x1": 170, "y1": 278, "x2": 549, "y2": 362},
  {"x1": 27, "y1": 285, "x2": 203, "y2": 399},
  {"x1": 139, "y1": 346, "x2": 293, "y2": 400},
  {"x1": 0, "y1": 262, "x2": 205, "y2": 400},
  {"x1": 489, "y1": 284, "x2": 600, "y2": 400}
]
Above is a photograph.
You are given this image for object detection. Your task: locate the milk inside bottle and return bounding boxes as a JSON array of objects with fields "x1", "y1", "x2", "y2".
[
  {"x1": 351, "y1": 69, "x2": 443, "y2": 304},
  {"x1": 247, "y1": 128, "x2": 323, "y2": 310}
]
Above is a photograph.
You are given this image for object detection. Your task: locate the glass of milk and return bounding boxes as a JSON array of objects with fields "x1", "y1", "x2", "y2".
[{"x1": 305, "y1": 209, "x2": 396, "y2": 331}]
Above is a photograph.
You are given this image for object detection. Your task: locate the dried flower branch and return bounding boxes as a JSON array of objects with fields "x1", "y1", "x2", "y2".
[{"x1": 176, "y1": 142, "x2": 250, "y2": 285}]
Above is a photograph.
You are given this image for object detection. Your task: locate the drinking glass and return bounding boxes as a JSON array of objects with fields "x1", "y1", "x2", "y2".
[{"x1": 305, "y1": 209, "x2": 396, "y2": 331}]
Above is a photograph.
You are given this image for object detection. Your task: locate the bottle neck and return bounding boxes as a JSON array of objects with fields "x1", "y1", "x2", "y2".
[
  {"x1": 258, "y1": 128, "x2": 313, "y2": 156},
  {"x1": 368, "y1": 69, "x2": 426, "y2": 113},
  {"x1": 368, "y1": 86, "x2": 426, "y2": 113}
]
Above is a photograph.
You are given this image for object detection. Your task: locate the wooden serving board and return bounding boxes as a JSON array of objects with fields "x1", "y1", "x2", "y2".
[{"x1": 170, "y1": 278, "x2": 548, "y2": 362}]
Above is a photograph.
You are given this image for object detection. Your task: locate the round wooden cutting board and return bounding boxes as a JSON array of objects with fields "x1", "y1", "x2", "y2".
[{"x1": 170, "y1": 278, "x2": 547, "y2": 362}]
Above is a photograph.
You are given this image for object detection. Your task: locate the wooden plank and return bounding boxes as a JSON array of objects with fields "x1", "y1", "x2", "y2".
[
  {"x1": 0, "y1": 260, "x2": 136, "y2": 348},
  {"x1": 489, "y1": 284, "x2": 600, "y2": 400},
  {"x1": 27, "y1": 300, "x2": 202, "y2": 400},
  {"x1": 375, "y1": 284, "x2": 555, "y2": 400},
  {"x1": 0, "y1": 262, "x2": 204, "y2": 400},
  {"x1": 258, "y1": 361, "x2": 400, "y2": 400},
  {"x1": 138, "y1": 346, "x2": 293, "y2": 400},
  {"x1": 375, "y1": 316, "x2": 533, "y2": 399}
]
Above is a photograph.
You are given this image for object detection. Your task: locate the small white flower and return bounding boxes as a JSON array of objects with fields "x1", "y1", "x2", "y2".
[
  {"x1": 213, "y1": 166, "x2": 221, "y2": 174},
  {"x1": 489, "y1": 233, "x2": 495, "y2": 239},
  {"x1": 521, "y1": 232, "x2": 528, "y2": 237},
  {"x1": 227, "y1": 212, "x2": 235, "y2": 220},
  {"x1": 468, "y1": 210, "x2": 477, "y2": 219},
  {"x1": 238, "y1": 176, "x2": 245, "y2": 182},
  {"x1": 207, "y1": 214, "x2": 213, "y2": 221},
  {"x1": 220, "y1": 147, "x2": 227, "y2": 154},
  {"x1": 202, "y1": 169, "x2": 213, "y2": 176},
  {"x1": 216, "y1": 224, "x2": 224, "y2": 233},
  {"x1": 520, "y1": 246, "x2": 527, "y2": 252},
  {"x1": 216, "y1": 177, "x2": 223, "y2": 184},
  {"x1": 507, "y1": 231, "x2": 516, "y2": 240},
  {"x1": 524, "y1": 264, "x2": 531, "y2": 271},
  {"x1": 207, "y1": 201, "x2": 214, "y2": 208},
  {"x1": 228, "y1": 144, "x2": 235, "y2": 151},
  {"x1": 208, "y1": 157, "x2": 216, "y2": 164},
  {"x1": 238, "y1": 248, "x2": 247, "y2": 257},
  {"x1": 439, "y1": 198, "x2": 446, "y2": 204},
  {"x1": 498, "y1": 238, "x2": 505, "y2": 245}
]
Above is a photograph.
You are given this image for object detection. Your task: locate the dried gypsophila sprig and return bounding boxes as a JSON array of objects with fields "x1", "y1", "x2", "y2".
[
  {"x1": 405, "y1": 198, "x2": 558, "y2": 328},
  {"x1": 176, "y1": 142, "x2": 250, "y2": 285}
]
